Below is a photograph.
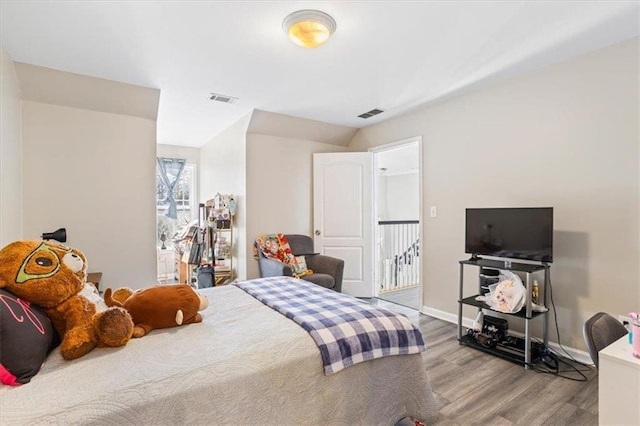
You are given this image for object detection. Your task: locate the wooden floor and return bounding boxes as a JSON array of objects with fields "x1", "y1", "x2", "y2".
[
  {"x1": 378, "y1": 285, "x2": 420, "y2": 309},
  {"x1": 373, "y1": 299, "x2": 599, "y2": 426}
]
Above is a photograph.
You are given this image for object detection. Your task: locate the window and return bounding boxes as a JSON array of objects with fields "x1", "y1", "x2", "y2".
[{"x1": 156, "y1": 159, "x2": 197, "y2": 249}]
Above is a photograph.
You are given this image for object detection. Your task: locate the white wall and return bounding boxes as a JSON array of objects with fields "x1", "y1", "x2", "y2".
[
  {"x1": 21, "y1": 102, "x2": 158, "y2": 290},
  {"x1": 199, "y1": 114, "x2": 250, "y2": 281},
  {"x1": 376, "y1": 173, "x2": 388, "y2": 220},
  {"x1": 0, "y1": 47, "x2": 23, "y2": 247},
  {"x1": 348, "y1": 38, "x2": 639, "y2": 351},
  {"x1": 379, "y1": 173, "x2": 419, "y2": 220},
  {"x1": 245, "y1": 134, "x2": 347, "y2": 279},
  {"x1": 157, "y1": 144, "x2": 200, "y2": 164}
]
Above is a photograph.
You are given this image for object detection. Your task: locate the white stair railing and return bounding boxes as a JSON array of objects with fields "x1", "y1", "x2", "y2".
[{"x1": 378, "y1": 220, "x2": 419, "y2": 293}]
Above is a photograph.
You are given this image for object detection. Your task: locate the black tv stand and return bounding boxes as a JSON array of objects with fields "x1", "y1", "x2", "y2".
[
  {"x1": 457, "y1": 258, "x2": 550, "y2": 369},
  {"x1": 468, "y1": 254, "x2": 482, "y2": 262}
]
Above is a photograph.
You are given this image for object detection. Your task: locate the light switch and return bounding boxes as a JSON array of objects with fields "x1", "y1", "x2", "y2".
[{"x1": 430, "y1": 206, "x2": 437, "y2": 218}]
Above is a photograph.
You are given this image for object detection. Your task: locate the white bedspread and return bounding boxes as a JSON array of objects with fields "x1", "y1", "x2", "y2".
[{"x1": 1, "y1": 284, "x2": 437, "y2": 425}]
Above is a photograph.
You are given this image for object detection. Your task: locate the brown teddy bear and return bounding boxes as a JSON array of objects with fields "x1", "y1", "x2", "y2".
[
  {"x1": 104, "y1": 284, "x2": 208, "y2": 338},
  {"x1": 0, "y1": 240, "x2": 134, "y2": 360}
]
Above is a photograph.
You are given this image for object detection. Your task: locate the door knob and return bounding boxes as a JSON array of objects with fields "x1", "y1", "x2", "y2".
[{"x1": 315, "y1": 230, "x2": 321, "y2": 236}]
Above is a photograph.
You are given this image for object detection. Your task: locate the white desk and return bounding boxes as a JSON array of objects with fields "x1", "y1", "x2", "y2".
[{"x1": 599, "y1": 335, "x2": 640, "y2": 425}]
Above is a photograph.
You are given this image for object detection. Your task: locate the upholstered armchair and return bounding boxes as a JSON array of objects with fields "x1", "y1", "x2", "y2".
[{"x1": 255, "y1": 234, "x2": 344, "y2": 292}]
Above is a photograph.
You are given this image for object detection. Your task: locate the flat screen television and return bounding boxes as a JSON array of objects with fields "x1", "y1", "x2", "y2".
[{"x1": 465, "y1": 207, "x2": 553, "y2": 263}]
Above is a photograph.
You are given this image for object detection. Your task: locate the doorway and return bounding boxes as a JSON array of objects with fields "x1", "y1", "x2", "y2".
[{"x1": 371, "y1": 138, "x2": 422, "y2": 310}]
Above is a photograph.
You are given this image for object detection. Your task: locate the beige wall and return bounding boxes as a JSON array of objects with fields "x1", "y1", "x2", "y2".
[
  {"x1": 21, "y1": 102, "x2": 158, "y2": 290},
  {"x1": 199, "y1": 110, "x2": 353, "y2": 282},
  {"x1": 245, "y1": 133, "x2": 347, "y2": 279},
  {"x1": 348, "y1": 38, "x2": 639, "y2": 351},
  {"x1": 14, "y1": 62, "x2": 159, "y2": 121},
  {"x1": 199, "y1": 114, "x2": 250, "y2": 281},
  {"x1": 0, "y1": 47, "x2": 23, "y2": 246}
]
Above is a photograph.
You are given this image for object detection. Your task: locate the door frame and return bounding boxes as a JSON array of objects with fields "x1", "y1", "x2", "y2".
[{"x1": 369, "y1": 136, "x2": 424, "y2": 310}]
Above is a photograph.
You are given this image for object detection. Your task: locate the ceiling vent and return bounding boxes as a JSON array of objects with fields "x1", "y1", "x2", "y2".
[
  {"x1": 357, "y1": 108, "x2": 384, "y2": 119},
  {"x1": 209, "y1": 93, "x2": 238, "y2": 104}
]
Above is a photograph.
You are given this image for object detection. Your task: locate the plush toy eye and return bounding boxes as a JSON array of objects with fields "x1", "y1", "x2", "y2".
[
  {"x1": 62, "y1": 252, "x2": 83, "y2": 273},
  {"x1": 16, "y1": 243, "x2": 61, "y2": 283},
  {"x1": 35, "y1": 257, "x2": 53, "y2": 267},
  {"x1": 25, "y1": 251, "x2": 58, "y2": 274}
]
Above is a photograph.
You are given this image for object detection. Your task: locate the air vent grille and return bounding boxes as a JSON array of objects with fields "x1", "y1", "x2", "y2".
[
  {"x1": 357, "y1": 108, "x2": 384, "y2": 119},
  {"x1": 209, "y1": 93, "x2": 239, "y2": 104}
]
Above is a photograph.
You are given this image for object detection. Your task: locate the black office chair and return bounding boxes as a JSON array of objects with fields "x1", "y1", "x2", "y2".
[{"x1": 583, "y1": 312, "x2": 628, "y2": 368}]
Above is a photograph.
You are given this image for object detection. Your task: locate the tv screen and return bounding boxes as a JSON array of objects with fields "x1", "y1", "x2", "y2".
[{"x1": 465, "y1": 207, "x2": 553, "y2": 263}]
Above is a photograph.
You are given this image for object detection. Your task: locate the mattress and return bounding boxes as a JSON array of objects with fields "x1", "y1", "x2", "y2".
[{"x1": 1, "y1": 283, "x2": 437, "y2": 425}]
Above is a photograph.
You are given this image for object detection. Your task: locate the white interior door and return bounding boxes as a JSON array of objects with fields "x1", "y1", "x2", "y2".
[{"x1": 313, "y1": 152, "x2": 373, "y2": 297}]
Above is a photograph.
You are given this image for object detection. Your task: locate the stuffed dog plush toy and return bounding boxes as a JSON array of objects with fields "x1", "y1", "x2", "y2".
[
  {"x1": 0, "y1": 240, "x2": 134, "y2": 360},
  {"x1": 104, "y1": 284, "x2": 208, "y2": 338}
]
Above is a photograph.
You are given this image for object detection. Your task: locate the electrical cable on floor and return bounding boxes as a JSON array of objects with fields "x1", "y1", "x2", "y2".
[
  {"x1": 525, "y1": 359, "x2": 588, "y2": 381},
  {"x1": 462, "y1": 270, "x2": 596, "y2": 381},
  {"x1": 526, "y1": 337, "x2": 590, "y2": 381},
  {"x1": 524, "y1": 275, "x2": 591, "y2": 381},
  {"x1": 547, "y1": 275, "x2": 592, "y2": 367}
]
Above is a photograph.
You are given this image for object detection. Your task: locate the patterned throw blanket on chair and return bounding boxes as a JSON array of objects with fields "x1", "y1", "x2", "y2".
[
  {"x1": 235, "y1": 276, "x2": 426, "y2": 375},
  {"x1": 254, "y1": 234, "x2": 310, "y2": 277},
  {"x1": 254, "y1": 233, "x2": 296, "y2": 264}
]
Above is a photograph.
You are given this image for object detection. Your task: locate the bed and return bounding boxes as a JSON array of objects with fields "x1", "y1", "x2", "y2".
[{"x1": 1, "y1": 277, "x2": 438, "y2": 425}]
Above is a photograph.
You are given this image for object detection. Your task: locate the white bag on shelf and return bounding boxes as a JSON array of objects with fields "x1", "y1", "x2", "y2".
[{"x1": 486, "y1": 270, "x2": 525, "y2": 313}]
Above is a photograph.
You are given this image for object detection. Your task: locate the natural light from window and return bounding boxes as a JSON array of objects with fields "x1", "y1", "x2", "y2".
[{"x1": 156, "y1": 160, "x2": 197, "y2": 250}]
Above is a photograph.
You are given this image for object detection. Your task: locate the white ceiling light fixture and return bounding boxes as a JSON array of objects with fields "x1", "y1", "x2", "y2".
[{"x1": 283, "y1": 9, "x2": 336, "y2": 48}]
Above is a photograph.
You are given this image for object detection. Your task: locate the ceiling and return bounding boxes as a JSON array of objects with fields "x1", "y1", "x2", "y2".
[{"x1": 1, "y1": 1, "x2": 638, "y2": 148}]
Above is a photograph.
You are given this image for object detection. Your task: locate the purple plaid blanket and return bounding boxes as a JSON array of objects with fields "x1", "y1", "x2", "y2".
[{"x1": 235, "y1": 276, "x2": 425, "y2": 375}]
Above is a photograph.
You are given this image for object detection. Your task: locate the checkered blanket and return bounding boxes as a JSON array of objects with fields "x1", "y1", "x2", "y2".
[{"x1": 235, "y1": 277, "x2": 425, "y2": 375}]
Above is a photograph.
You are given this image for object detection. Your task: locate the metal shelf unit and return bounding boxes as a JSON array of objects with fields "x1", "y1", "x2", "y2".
[
  {"x1": 204, "y1": 197, "x2": 235, "y2": 286},
  {"x1": 457, "y1": 258, "x2": 550, "y2": 369}
]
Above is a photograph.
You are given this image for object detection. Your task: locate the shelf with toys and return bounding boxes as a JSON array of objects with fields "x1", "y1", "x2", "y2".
[{"x1": 204, "y1": 193, "x2": 237, "y2": 286}]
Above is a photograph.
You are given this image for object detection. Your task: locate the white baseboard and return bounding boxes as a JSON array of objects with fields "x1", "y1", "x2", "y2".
[
  {"x1": 420, "y1": 305, "x2": 473, "y2": 328},
  {"x1": 420, "y1": 305, "x2": 593, "y2": 366}
]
